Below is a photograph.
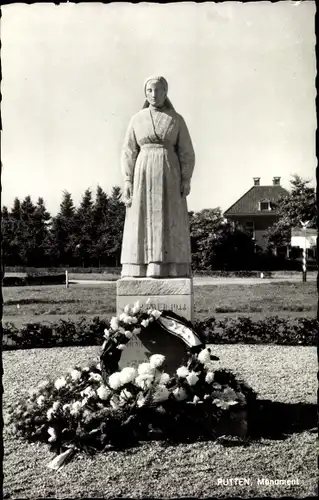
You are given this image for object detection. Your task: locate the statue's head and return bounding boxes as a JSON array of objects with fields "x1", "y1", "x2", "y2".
[{"x1": 144, "y1": 76, "x2": 169, "y2": 109}]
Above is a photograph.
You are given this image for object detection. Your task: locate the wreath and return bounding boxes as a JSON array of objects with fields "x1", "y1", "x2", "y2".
[{"x1": 6, "y1": 301, "x2": 257, "y2": 470}]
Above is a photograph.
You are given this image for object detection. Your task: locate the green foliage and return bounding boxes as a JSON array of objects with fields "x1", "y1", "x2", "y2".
[
  {"x1": 3, "y1": 315, "x2": 317, "y2": 350},
  {"x1": 266, "y1": 175, "x2": 316, "y2": 247},
  {"x1": 189, "y1": 208, "x2": 255, "y2": 270}
]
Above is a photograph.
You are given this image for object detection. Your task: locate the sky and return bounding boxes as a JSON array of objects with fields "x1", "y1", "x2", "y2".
[{"x1": 1, "y1": 1, "x2": 316, "y2": 215}]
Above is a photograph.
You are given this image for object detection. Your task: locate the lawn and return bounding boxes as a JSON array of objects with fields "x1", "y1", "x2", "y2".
[
  {"x1": 3, "y1": 281, "x2": 317, "y2": 327},
  {"x1": 3, "y1": 344, "x2": 317, "y2": 499}
]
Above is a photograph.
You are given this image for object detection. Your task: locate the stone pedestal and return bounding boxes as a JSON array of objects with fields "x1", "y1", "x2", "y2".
[{"x1": 116, "y1": 277, "x2": 194, "y2": 322}]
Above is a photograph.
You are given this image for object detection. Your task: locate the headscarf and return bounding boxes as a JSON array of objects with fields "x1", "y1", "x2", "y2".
[{"x1": 142, "y1": 75, "x2": 174, "y2": 109}]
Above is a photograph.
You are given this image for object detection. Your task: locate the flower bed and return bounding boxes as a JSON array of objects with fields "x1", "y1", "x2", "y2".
[
  {"x1": 5, "y1": 304, "x2": 257, "y2": 468},
  {"x1": 3, "y1": 315, "x2": 317, "y2": 350}
]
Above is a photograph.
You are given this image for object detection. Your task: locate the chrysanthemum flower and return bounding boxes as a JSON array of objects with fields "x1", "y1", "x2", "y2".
[
  {"x1": 97, "y1": 385, "x2": 110, "y2": 401},
  {"x1": 205, "y1": 372, "x2": 214, "y2": 384},
  {"x1": 176, "y1": 366, "x2": 189, "y2": 378},
  {"x1": 138, "y1": 363, "x2": 155, "y2": 376},
  {"x1": 149, "y1": 354, "x2": 165, "y2": 369},
  {"x1": 135, "y1": 373, "x2": 154, "y2": 389},
  {"x1": 141, "y1": 319, "x2": 149, "y2": 328},
  {"x1": 119, "y1": 367, "x2": 137, "y2": 385},
  {"x1": 197, "y1": 348, "x2": 211, "y2": 365},
  {"x1": 159, "y1": 373, "x2": 170, "y2": 385},
  {"x1": 108, "y1": 372, "x2": 122, "y2": 390},
  {"x1": 54, "y1": 377, "x2": 67, "y2": 390},
  {"x1": 70, "y1": 369, "x2": 82, "y2": 381}
]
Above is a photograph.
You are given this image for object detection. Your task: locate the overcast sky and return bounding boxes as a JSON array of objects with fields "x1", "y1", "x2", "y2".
[{"x1": 1, "y1": 1, "x2": 316, "y2": 215}]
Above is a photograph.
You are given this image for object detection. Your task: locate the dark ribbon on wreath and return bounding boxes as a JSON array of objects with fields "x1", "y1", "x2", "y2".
[{"x1": 100, "y1": 310, "x2": 219, "y2": 384}]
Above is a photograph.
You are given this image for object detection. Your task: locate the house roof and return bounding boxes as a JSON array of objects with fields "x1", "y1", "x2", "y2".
[{"x1": 224, "y1": 185, "x2": 289, "y2": 216}]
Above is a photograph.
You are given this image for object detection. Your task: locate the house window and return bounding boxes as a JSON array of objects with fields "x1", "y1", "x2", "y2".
[
  {"x1": 259, "y1": 201, "x2": 271, "y2": 211},
  {"x1": 244, "y1": 221, "x2": 254, "y2": 238}
]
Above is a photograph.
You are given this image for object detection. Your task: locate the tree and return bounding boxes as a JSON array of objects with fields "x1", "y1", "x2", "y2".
[
  {"x1": 189, "y1": 208, "x2": 255, "y2": 270},
  {"x1": 266, "y1": 175, "x2": 316, "y2": 248},
  {"x1": 92, "y1": 185, "x2": 110, "y2": 267},
  {"x1": 50, "y1": 191, "x2": 77, "y2": 266},
  {"x1": 104, "y1": 186, "x2": 126, "y2": 266},
  {"x1": 74, "y1": 189, "x2": 95, "y2": 267}
]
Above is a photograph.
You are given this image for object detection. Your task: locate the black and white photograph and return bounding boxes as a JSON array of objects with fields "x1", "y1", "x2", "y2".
[{"x1": 1, "y1": 1, "x2": 317, "y2": 498}]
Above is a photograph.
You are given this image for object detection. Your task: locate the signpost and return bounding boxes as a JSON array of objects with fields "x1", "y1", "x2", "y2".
[{"x1": 291, "y1": 222, "x2": 316, "y2": 282}]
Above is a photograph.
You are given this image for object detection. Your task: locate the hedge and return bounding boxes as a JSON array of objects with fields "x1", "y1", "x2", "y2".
[
  {"x1": 2, "y1": 315, "x2": 317, "y2": 350},
  {"x1": 3, "y1": 274, "x2": 66, "y2": 287}
]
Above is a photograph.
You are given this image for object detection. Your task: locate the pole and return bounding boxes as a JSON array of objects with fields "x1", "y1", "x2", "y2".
[
  {"x1": 302, "y1": 228, "x2": 307, "y2": 282},
  {"x1": 65, "y1": 270, "x2": 69, "y2": 289}
]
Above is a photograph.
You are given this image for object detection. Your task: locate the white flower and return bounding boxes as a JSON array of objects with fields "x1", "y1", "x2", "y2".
[
  {"x1": 47, "y1": 408, "x2": 55, "y2": 420},
  {"x1": 141, "y1": 319, "x2": 149, "y2": 328},
  {"x1": 70, "y1": 401, "x2": 82, "y2": 416},
  {"x1": 193, "y1": 395, "x2": 201, "y2": 404},
  {"x1": 124, "y1": 304, "x2": 131, "y2": 314},
  {"x1": 173, "y1": 387, "x2": 188, "y2": 401},
  {"x1": 110, "y1": 395, "x2": 120, "y2": 409},
  {"x1": 70, "y1": 369, "x2": 82, "y2": 381},
  {"x1": 110, "y1": 317, "x2": 119, "y2": 331},
  {"x1": 136, "y1": 394, "x2": 146, "y2": 407},
  {"x1": 83, "y1": 367, "x2": 90, "y2": 372},
  {"x1": 132, "y1": 301, "x2": 140, "y2": 314},
  {"x1": 205, "y1": 372, "x2": 214, "y2": 384},
  {"x1": 198, "y1": 348, "x2": 211, "y2": 365},
  {"x1": 132, "y1": 327, "x2": 141, "y2": 335},
  {"x1": 48, "y1": 427, "x2": 57, "y2": 443},
  {"x1": 96, "y1": 363, "x2": 101, "y2": 371},
  {"x1": 54, "y1": 377, "x2": 67, "y2": 390},
  {"x1": 62, "y1": 403, "x2": 70, "y2": 412},
  {"x1": 159, "y1": 373, "x2": 170, "y2": 385},
  {"x1": 130, "y1": 317, "x2": 138, "y2": 324},
  {"x1": 151, "y1": 309, "x2": 162, "y2": 319},
  {"x1": 81, "y1": 386, "x2": 96, "y2": 398},
  {"x1": 138, "y1": 363, "x2": 155, "y2": 376},
  {"x1": 176, "y1": 366, "x2": 190, "y2": 378},
  {"x1": 104, "y1": 329, "x2": 110, "y2": 339},
  {"x1": 135, "y1": 373, "x2": 154, "y2": 389},
  {"x1": 153, "y1": 385, "x2": 170, "y2": 403},
  {"x1": 52, "y1": 401, "x2": 61, "y2": 411},
  {"x1": 123, "y1": 315, "x2": 134, "y2": 325},
  {"x1": 108, "y1": 372, "x2": 122, "y2": 390},
  {"x1": 119, "y1": 367, "x2": 137, "y2": 385},
  {"x1": 97, "y1": 385, "x2": 110, "y2": 401},
  {"x1": 124, "y1": 330, "x2": 133, "y2": 339},
  {"x1": 186, "y1": 372, "x2": 199, "y2": 386},
  {"x1": 119, "y1": 313, "x2": 126, "y2": 321},
  {"x1": 149, "y1": 354, "x2": 165, "y2": 369},
  {"x1": 116, "y1": 344, "x2": 126, "y2": 350},
  {"x1": 120, "y1": 389, "x2": 133, "y2": 401},
  {"x1": 118, "y1": 326, "x2": 126, "y2": 334},
  {"x1": 89, "y1": 372, "x2": 102, "y2": 382},
  {"x1": 37, "y1": 395, "x2": 45, "y2": 407}
]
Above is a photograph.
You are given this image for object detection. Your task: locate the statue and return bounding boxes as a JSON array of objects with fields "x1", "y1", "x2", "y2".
[{"x1": 120, "y1": 76, "x2": 195, "y2": 278}]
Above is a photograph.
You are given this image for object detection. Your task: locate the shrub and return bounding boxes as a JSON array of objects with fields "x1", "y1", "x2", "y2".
[{"x1": 2, "y1": 315, "x2": 317, "y2": 350}]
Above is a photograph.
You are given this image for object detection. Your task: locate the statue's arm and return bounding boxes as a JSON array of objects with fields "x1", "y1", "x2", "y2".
[
  {"x1": 121, "y1": 116, "x2": 139, "y2": 184},
  {"x1": 176, "y1": 116, "x2": 195, "y2": 197},
  {"x1": 121, "y1": 117, "x2": 139, "y2": 206}
]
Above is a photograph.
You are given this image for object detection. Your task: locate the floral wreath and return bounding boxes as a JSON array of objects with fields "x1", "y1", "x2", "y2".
[{"x1": 6, "y1": 300, "x2": 256, "y2": 470}]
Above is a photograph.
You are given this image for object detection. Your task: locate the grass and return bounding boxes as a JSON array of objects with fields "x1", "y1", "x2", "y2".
[
  {"x1": 3, "y1": 344, "x2": 317, "y2": 498},
  {"x1": 2, "y1": 282, "x2": 317, "y2": 327}
]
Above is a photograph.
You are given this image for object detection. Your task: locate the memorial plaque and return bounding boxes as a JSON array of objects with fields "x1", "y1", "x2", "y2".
[
  {"x1": 118, "y1": 326, "x2": 189, "y2": 375},
  {"x1": 116, "y1": 277, "x2": 194, "y2": 321}
]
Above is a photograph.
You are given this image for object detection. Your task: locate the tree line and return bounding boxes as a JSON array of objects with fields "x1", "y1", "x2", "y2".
[{"x1": 1, "y1": 176, "x2": 316, "y2": 270}]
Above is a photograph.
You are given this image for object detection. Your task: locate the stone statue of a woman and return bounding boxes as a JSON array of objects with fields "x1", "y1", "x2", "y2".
[{"x1": 120, "y1": 76, "x2": 195, "y2": 278}]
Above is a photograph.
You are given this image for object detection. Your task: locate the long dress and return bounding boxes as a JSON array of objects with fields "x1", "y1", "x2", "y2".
[{"x1": 120, "y1": 105, "x2": 195, "y2": 278}]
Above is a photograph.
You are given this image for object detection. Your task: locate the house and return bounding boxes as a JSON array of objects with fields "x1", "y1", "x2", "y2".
[{"x1": 224, "y1": 177, "x2": 289, "y2": 251}]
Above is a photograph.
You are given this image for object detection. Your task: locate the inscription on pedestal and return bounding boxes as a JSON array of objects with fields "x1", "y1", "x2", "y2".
[{"x1": 117, "y1": 294, "x2": 193, "y2": 321}]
